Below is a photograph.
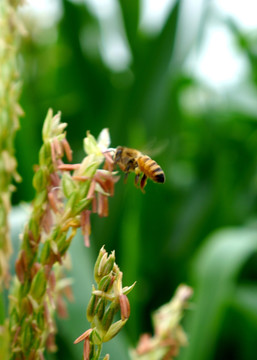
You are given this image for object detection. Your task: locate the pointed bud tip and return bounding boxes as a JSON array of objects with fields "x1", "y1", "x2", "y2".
[{"x1": 74, "y1": 328, "x2": 93, "y2": 344}]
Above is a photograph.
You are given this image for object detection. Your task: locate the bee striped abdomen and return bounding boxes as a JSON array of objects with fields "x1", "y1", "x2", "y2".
[{"x1": 137, "y1": 156, "x2": 165, "y2": 183}]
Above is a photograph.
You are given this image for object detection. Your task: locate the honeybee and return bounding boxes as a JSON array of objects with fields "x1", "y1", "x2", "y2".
[{"x1": 114, "y1": 146, "x2": 165, "y2": 192}]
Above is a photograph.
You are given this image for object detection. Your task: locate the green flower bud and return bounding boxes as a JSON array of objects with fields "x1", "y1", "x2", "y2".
[
  {"x1": 28, "y1": 217, "x2": 39, "y2": 240},
  {"x1": 58, "y1": 233, "x2": 72, "y2": 255},
  {"x1": 21, "y1": 321, "x2": 33, "y2": 352},
  {"x1": 98, "y1": 274, "x2": 113, "y2": 293},
  {"x1": 56, "y1": 232, "x2": 67, "y2": 250},
  {"x1": 94, "y1": 246, "x2": 107, "y2": 283},
  {"x1": 33, "y1": 189, "x2": 47, "y2": 210},
  {"x1": 42, "y1": 108, "x2": 53, "y2": 141},
  {"x1": 40, "y1": 240, "x2": 51, "y2": 264},
  {"x1": 87, "y1": 292, "x2": 97, "y2": 322},
  {"x1": 61, "y1": 172, "x2": 77, "y2": 198},
  {"x1": 102, "y1": 319, "x2": 128, "y2": 343},
  {"x1": 30, "y1": 267, "x2": 47, "y2": 301},
  {"x1": 102, "y1": 302, "x2": 119, "y2": 332},
  {"x1": 33, "y1": 168, "x2": 48, "y2": 192},
  {"x1": 20, "y1": 280, "x2": 31, "y2": 299},
  {"x1": 77, "y1": 180, "x2": 91, "y2": 199},
  {"x1": 77, "y1": 154, "x2": 97, "y2": 174},
  {"x1": 51, "y1": 226, "x2": 62, "y2": 240},
  {"x1": 99, "y1": 252, "x2": 115, "y2": 278},
  {"x1": 65, "y1": 192, "x2": 80, "y2": 216},
  {"x1": 74, "y1": 198, "x2": 91, "y2": 214},
  {"x1": 39, "y1": 142, "x2": 52, "y2": 167},
  {"x1": 95, "y1": 298, "x2": 106, "y2": 321}
]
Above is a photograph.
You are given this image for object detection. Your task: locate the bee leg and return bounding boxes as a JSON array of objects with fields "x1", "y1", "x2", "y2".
[
  {"x1": 125, "y1": 163, "x2": 132, "y2": 172},
  {"x1": 124, "y1": 172, "x2": 129, "y2": 183},
  {"x1": 134, "y1": 174, "x2": 140, "y2": 187},
  {"x1": 134, "y1": 166, "x2": 141, "y2": 187},
  {"x1": 140, "y1": 174, "x2": 147, "y2": 193}
]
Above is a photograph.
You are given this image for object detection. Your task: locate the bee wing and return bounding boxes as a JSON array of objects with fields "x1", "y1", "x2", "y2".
[{"x1": 141, "y1": 138, "x2": 169, "y2": 157}]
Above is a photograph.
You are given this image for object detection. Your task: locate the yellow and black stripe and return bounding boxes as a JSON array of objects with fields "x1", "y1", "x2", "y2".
[{"x1": 137, "y1": 156, "x2": 165, "y2": 183}]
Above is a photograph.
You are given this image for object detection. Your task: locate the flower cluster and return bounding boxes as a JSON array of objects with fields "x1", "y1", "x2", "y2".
[
  {"x1": 9, "y1": 110, "x2": 120, "y2": 359},
  {"x1": 58, "y1": 128, "x2": 119, "y2": 247},
  {"x1": 0, "y1": 0, "x2": 25, "y2": 290},
  {"x1": 74, "y1": 246, "x2": 136, "y2": 360},
  {"x1": 131, "y1": 285, "x2": 193, "y2": 360}
]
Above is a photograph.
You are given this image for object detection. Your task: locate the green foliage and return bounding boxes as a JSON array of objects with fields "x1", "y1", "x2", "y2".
[{"x1": 181, "y1": 227, "x2": 257, "y2": 360}]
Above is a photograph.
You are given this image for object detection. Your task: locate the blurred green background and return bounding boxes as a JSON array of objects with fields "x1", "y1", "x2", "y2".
[{"x1": 11, "y1": 0, "x2": 257, "y2": 359}]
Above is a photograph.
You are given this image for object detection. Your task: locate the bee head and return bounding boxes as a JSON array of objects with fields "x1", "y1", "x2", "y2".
[{"x1": 114, "y1": 146, "x2": 123, "y2": 163}]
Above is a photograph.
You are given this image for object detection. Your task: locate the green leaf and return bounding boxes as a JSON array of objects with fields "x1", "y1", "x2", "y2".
[
  {"x1": 181, "y1": 227, "x2": 257, "y2": 360},
  {"x1": 128, "y1": 0, "x2": 180, "y2": 122},
  {"x1": 118, "y1": 0, "x2": 140, "y2": 54},
  {"x1": 232, "y1": 284, "x2": 257, "y2": 324}
]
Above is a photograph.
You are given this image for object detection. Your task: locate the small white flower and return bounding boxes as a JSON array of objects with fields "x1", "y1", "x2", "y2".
[{"x1": 84, "y1": 128, "x2": 111, "y2": 156}]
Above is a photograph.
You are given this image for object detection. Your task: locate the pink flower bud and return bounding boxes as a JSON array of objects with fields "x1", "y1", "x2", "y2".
[
  {"x1": 61, "y1": 138, "x2": 73, "y2": 162},
  {"x1": 83, "y1": 337, "x2": 90, "y2": 360},
  {"x1": 74, "y1": 328, "x2": 93, "y2": 344},
  {"x1": 81, "y1": 210, "x2": 91, "y2": 247},
  {"x1": 119, "y1": 294, "x2": 130, "y2": 321}
]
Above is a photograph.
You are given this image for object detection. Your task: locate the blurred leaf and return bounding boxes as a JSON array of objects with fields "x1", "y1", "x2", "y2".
[
  {"x1": 181, "y1": 227, "x2": 257, "y2": 360},
  {"x1": 233, "y1": 284, "x2": 257, "y2": 324},
  {"x1": 128, "y1": 0, "x2": 180, "y2": 124},
  {"x1": 120, "y1": 188, "x2": 143, "y2": 342},
  {"x1": 118, "y1": 0, "x2": 140, "y2": 54}
]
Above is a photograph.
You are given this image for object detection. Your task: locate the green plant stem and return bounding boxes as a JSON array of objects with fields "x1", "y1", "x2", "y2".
[{"x1": 95, "y1": 344, "x2": 102, "y2": 359}]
